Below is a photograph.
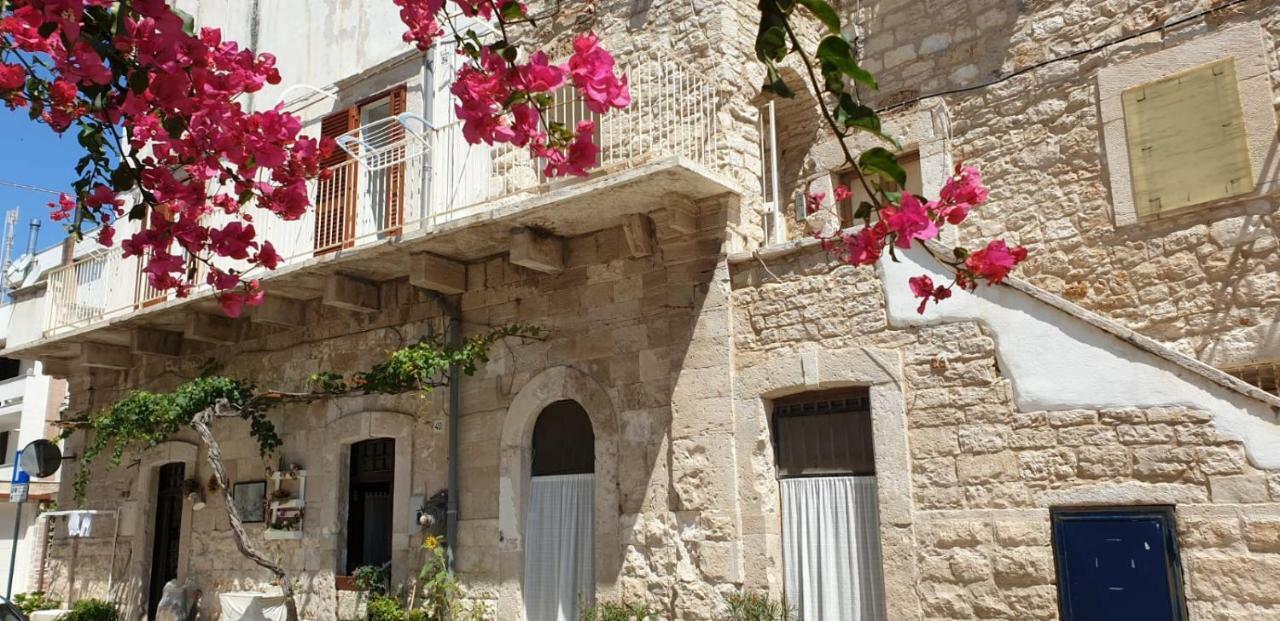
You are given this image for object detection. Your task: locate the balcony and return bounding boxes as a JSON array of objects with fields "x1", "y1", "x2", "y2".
[
  {"x1": 19, "y1": 60, "x2": 739, "y2": 356},
  {"x1": 0, "y1": 375, "x2": 25, "y2": 425}
]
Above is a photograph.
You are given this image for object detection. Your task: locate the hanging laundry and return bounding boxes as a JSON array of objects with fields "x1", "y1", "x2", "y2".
[{"x1": 67, "y1": 511, "x2": 93, "y2": 538}]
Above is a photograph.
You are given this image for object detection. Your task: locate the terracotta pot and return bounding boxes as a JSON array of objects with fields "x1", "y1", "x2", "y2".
[{"x1": 334, "y1": 575, "x2": 358, "y2": 591}]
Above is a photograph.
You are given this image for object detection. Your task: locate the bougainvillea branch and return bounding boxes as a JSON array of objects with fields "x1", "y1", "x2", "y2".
[
  {"x1": 756, "y1": 0, "x2": 1028, "y2": 312},
  {"x1": 1, "y1": 0, "x2": 627, "y2": 315}
]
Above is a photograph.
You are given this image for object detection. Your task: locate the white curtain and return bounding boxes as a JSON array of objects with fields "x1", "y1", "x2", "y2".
[
  {"x1": 524, "y1": 473, "x2": 595, "y2": 621},
  {"x1": 781, "y1": 476, "x2": 887, "y2": 621}
]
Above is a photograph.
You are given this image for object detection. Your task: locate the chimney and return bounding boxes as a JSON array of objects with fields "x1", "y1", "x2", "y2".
[{"x1": 25, "y1": 219, "x2": 40, "y2": 257}]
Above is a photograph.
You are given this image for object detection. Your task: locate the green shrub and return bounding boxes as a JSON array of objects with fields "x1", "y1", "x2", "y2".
[
  {"x1": 717, "y1": 592, "x2": 793, "y2": 621},
  {"x1": 578, "y1": 601, "x2": 656, "y2": 621},
  {"x1": 365, "y1": 595, "x2": 404, "y2": 621},
  {"x1": 353, "y1": 565, "x2": 389, "y2": 594},
  {"x1": 13, "y1": 592, "x2": 61, "y2": 615},
  {"x1": 59, "y1": 599, "x2": 119, "y2": 621}
]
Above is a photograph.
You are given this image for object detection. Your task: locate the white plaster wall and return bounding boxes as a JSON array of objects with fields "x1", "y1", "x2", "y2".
[
  {"x1": 879, "y1": 246, "x2": 1280, "y2": 468},
  {"x1": 0, "y1": 502, "x2": 37, "y2": 593},
  {"x1": 176, "y1": 0, "x2": 415, "y2": 114}
]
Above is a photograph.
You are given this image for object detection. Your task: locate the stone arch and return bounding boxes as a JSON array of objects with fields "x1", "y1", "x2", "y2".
[
  {"x1": 123, "y1": 440, "x2": 198, "y2": 621},
  {"x1": 496, "y1": 366, "x2": 621, "y2": 619},
  {"x1": 325, "y1": 411, "x2": 416, "y2": 585},
  {"x1": 733, "y1": 345, "x2": 916, "y2": 618}
]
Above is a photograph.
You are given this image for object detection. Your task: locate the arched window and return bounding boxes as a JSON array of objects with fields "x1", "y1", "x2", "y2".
[
  {"x1": 524, "y1": 400, "x2": 595, "y2": 621},
  {"x1": 773, "y1": 388, "x2": 886, "y2": 621},
  {"x1": 532, "y1": 400, "x2": 595, "y2": 476}
]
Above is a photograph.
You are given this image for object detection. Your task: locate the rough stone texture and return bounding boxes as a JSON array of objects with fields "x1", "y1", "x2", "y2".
[
  {"x1": 33, "y1": 2, "x2": 1280, "y2": 621},
  {"x1": 731, "y1": 245, "x2": 1280, "y2": 620},
  {"x1": 763, "y1": 1, "x2": 1280, "y2": 373}
]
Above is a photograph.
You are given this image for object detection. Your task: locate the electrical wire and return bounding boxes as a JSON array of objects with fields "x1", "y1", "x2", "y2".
[
  {"x1": 0, "y1": 180, "x2": 62, "y2": 195},
  {"x1": 877, "y1": 0, "x2": 1257, "y2": 113}
]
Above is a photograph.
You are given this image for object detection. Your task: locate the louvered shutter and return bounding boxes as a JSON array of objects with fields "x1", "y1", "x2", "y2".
[
  {"x1": 383, "y1": 85, "x2": 408, "y2": 236},
  {"x1": 315, "y1": 107, "x2": 359, "y2": 254}
]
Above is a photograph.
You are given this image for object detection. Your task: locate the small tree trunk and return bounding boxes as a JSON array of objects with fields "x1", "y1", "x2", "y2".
[{"x1": 192, "y1": 407, "x2": 300, "y2": 621}]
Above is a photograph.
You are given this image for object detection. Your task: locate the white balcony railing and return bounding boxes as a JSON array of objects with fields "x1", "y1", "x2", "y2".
[{"x1": 40, "y1": 59, "x2": 725, "y2": 337}]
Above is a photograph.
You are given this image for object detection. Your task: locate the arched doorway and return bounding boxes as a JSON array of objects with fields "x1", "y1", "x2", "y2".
[{"x1": 523, "y1": 400, "x2": 595, "y2": 621}]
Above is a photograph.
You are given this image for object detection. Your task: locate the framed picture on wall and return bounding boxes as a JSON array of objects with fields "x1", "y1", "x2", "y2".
[{"x1": 232, "y1": 480, "x2": 267, "y2": 523}]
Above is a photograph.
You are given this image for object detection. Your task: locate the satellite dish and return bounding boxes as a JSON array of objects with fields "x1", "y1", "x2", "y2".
[{"x1": 19, "y1": 440, "x2": 62, "y2": 478}]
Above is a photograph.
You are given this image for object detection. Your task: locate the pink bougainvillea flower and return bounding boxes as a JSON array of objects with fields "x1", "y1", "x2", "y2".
[
  {"x1": 518, "y1": 51, "x2": 567, "y2": 93},
  {"x1": 909, "y1": 274, "x2": 934, "y2": 298},
  {"x1": 255, "y1": 241, "x2": 282, "y2": 270},
  {"x1": 0, "y1": 63, "x2": 24, "y2": 90},
  {"x1": 804, "y1": 191, "x2": 825, "y2": 215},
  {"x1": 832, "y1": 184, "x2": 851, "y2": 204},
  {"x1": 568, "y1": 33, "x2": 631, "y2": 114},
  {"x1": 965, "y1": 240, "x2": 1028, "y2": 285},
  {"x1": 882, "y1": 193, "x2": 937, "y2": 249}
]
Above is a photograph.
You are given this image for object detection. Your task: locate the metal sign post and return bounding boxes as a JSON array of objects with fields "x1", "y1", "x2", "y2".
[{"x1": 6, "y1": 449, "x2": 29, "y2": 598}]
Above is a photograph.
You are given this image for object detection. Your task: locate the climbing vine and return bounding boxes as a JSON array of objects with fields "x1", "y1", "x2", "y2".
[{"x1": 68, "y1": 323, "x2": 540, "y2": 502}]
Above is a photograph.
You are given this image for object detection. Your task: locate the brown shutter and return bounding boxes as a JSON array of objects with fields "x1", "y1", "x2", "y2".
[
  {"x1": 315, "y1": 107, "x2": 359, "y2": 255},
  {"x1": 383, "y1": 85, "x2": 408, "y2": 236}
]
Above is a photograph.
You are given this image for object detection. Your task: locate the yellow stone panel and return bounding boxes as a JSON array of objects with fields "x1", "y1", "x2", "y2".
[{"x1": 1122, "y1": 58, "x2": 1253, "y2": 219}]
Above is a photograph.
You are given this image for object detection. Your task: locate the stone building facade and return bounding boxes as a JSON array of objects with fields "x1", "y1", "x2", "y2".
[{"x1": 3, "y1": 1, "x2": 1280, "y2": 621}]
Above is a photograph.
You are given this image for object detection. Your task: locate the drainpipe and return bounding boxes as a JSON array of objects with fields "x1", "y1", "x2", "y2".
[
  {"x1": 436, "y1": 293, "x2": 462, "y2": 572},
  {"x1": 25, "y1": 219, "x2": 40, "y2": 257}
]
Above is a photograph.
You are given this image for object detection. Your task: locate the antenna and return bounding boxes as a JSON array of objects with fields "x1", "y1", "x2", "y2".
[{"x1": 0, "y1": 209, "x2": 17, "y2": 303}]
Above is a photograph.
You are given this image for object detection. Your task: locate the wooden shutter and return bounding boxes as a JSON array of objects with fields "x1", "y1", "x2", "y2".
[
  {"x1": 315, "y1": 107, "x2": 359, "y2": 255},
  {"x1": 383, "y1": 85, "x2": 408, "y2": 236}
]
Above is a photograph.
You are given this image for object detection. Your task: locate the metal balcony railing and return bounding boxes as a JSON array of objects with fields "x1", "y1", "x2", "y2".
[{"x1": 40, "y1": 59, "x2": 726, "y2": 337}]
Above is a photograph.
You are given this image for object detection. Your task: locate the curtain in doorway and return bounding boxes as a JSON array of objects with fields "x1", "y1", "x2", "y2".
[
  {"x1": 523, "y1": 473, "x2": 595, "y2": 621},
  {"x1": 781, "y1": 476, "x2": 887, "y2": 621}
]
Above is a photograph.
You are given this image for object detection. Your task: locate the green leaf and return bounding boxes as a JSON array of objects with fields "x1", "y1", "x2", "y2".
[
  {"x1": 834, "y1": 94, "x2": 897, "y2": 146},
  {"x1": 762, "y1": 64, "x2": 794, "y2": 98},
  {"x1": 755, "y1": 24, "x2": 787, "y2": 62},
  {"x1": 162, "y1": 115, "x2": 186, "y2": 139},
  {"x1": 499, "y1": 0, "x2": 525, "y2": 21},
  {"x1": 816, "y1": 35, "x2": 877, "y2": 90},
  {"x1": 854, "y1": 201, "x2": 873, "y2": 220},
  {"x1": 859, "y1": 147, "x2": 906, "y2": 187},
  {"x1": 128, "y1": 70, "x2": 150, "y2": 95},
  {"x1": 173, "y1": 7, "x2": 196, "y2": 36},
  {"x1": 110, "y1": 165, "x2": 136, "y2": 192},
  {"x1": 796, "y1": 0, "x2": 840, "y2": 33}
]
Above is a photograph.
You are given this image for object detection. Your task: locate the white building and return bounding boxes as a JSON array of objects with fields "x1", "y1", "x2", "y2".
[{"x1": 0, "y1": 236, "x2": 75, "y2": 596}]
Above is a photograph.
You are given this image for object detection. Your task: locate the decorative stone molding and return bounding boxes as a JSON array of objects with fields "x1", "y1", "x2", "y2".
[
  {"x1": 496, "y1": 366, "x2": 622, "y2": 619},
  {"x1": 325, "y1": 410, "x2": 416, "y2": 584},
  {"x1": 733, "y1": 344, "x2": 918, "y2": 619},
  {"x1": 123, "y1": 440, "x2": 199, "y2": 621}
]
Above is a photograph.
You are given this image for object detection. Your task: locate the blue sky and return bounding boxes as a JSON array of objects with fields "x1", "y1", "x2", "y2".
[{"x1": 0, "y1": 106, "x2": 84, "y2": 257}]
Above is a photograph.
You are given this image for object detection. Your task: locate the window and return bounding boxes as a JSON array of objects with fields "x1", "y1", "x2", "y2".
[
  {"x1": 1122, "y1": 59, "x2": 1251, "y2": 219},
  {"x1": 0, "y1": 358, "x2": 20, "y2": 382},
  {"x1": 345, "y1": 438, "x2": 395, "y2": 574},
  {"x1": 1225, "y1": 362, "x2": 1280, "y2": 397},
  {"x1": 773, "y1": 388, "x2": 874, "y2": 477},
  {"x1": 837, "y1": 152, "x2": 922, "y2": 229},
  {"x1": 0, "y1": 432, "x2": 10, "y2": 465},
  {"x1": 772, "y1": 388, "x2": 886, "y2": 621},
  {"x1": 315, "y1": 86, "x2": 409, "y2": 254},
  {"x1": 1052, "y1": 507, "x2": 1188, "y2": 621}
]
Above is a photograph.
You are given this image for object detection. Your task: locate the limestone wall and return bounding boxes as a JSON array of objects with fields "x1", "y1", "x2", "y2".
[
  {"x1": 730, "y1": 244, "x2": 1280, "y2": 620},
  {"x1": 769, "y1": 1, "x2": 1280, "y2": 370}
]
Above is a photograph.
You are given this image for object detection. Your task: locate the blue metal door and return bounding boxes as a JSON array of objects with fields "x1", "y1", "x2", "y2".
[{"x1": 1052, "y1": 508, "x2": 1187, "y2": 621}]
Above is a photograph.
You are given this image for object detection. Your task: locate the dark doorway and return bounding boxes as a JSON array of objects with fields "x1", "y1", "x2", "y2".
[
  {"x1": 345, "y1": 438, "x2": 395, "y2": 575},
  {"x1": 147, "y1": 462, "x2": 185, "y2": 621},
  {"x1": 1052, "y1": 507, "x2": 1188, "y2": 621}
]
